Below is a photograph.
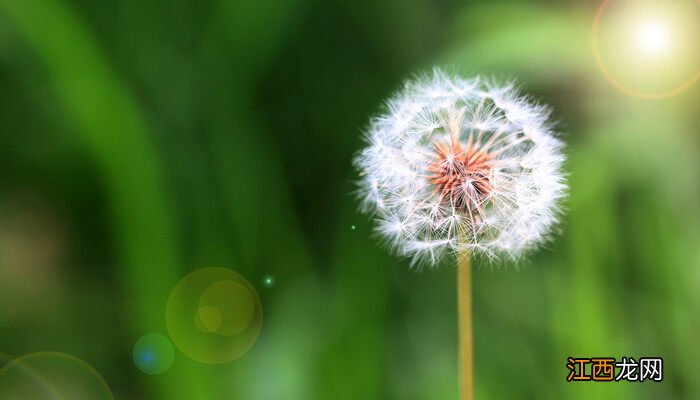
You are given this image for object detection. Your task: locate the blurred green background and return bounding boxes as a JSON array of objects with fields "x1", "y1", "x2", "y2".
[{"x1": 0, "y1": 0, "x2": 698, "y2": 399}]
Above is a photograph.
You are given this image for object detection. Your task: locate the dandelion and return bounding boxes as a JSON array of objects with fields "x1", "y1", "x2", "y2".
[{"x1": 354, "y1": 69, "x2": 567, "y2": 400}]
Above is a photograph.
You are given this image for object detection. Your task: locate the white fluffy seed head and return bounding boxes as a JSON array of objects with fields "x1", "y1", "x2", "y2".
[{"x1": 354, "y1": 69, "x2": 567, "y2": 267}]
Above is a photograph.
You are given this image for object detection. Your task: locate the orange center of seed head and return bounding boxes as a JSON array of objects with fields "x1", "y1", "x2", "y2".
[{"x1": 427, "y1": 136, "x2": 494, "y2": 211}]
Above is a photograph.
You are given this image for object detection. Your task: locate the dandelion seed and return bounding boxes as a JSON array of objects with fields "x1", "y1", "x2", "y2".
[{"x1": 354, "y1": 68, "x2": 566, "y2": 267}]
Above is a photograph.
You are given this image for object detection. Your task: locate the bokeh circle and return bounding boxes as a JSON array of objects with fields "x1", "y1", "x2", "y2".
[
  {"x1": 0, "y1": 352, "x2": 114, "y2": 400},
  {"x1": 132, "y1": 333, "x2": 175, "y2": 375},
  {"x1": 165, "y1": 267, "x2": 263, "y2": 364}
]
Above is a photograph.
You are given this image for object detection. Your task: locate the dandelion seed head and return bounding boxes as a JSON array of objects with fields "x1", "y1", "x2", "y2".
[{"x1": 354, "y1": 69, "x2": 567, "y2": 267}]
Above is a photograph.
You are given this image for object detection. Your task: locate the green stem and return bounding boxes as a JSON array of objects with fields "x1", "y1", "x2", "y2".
[{"x1": 458, "y1": 249, "x2": 474, "y2": 400}]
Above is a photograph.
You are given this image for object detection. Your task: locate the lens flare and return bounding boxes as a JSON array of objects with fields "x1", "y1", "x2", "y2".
[
  {"x1": 635, "y1": 20, "x2": 671, "y2": 56},
  {"x1": 262, "y1": 274, "x2": 275, "y2": 288},
  {"x1": 592, "y1": 0, "x2": 700, "y2": 98},
  {"x1": 133, "y1": 333, "x2": 175, "y2": 375},
  {"x1": 166, "y1": 267, "x2": 263, "y2": 364},
  {"x1": 0, "y1": 352, "x2": 114, "y2": 400}
]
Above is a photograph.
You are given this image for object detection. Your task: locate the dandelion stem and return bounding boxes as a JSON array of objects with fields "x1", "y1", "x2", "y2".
[{"x1": 458, "y1": 249, "x2": 474, "y2": 400}]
